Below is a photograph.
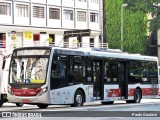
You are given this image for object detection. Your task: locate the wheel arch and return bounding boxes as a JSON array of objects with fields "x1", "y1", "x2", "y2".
[{"x1": 74, "y1": 88, "x2": 86, "y2": 102}]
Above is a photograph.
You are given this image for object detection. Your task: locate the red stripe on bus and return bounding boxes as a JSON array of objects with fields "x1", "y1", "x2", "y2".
[
  {"x1": 107, "y1": 88, "x2": 159, "y2": 97},
  {"x1": 108, "y1": 89, "x2": 121, "y2": 97},
  {"x1": 11, "y1": 87, "x2": 41, "y2": 96}
]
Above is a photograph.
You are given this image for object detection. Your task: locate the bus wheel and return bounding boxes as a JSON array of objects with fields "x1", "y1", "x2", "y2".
[
  {"x1": 16, "y1": 103, "x2": 23, "y2": 107},
  {"x1": 0, "y1": 100, "x2": 4, "y2": 107},
  {"x1": 37, "y1": 104, "x2": 48, "y2": 109},
  {"x1": 71, "y1": 90, "x2": 84, "y2": 107},
  {"x1": 133, "y1": 89, "x2": 141, "y2": 103},
  {"x1": 101, "y1": 101, "x2": 114, "y2": 105}
]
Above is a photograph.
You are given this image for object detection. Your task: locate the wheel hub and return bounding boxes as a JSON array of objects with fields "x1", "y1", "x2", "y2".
[{"x1": 76, "y1": 94, "x2": 82, "y2": 106}]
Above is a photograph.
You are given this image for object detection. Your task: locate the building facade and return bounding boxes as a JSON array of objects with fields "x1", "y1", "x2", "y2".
[{"x1": 0, "y1": 0, "x2": 105, "y2": 49}]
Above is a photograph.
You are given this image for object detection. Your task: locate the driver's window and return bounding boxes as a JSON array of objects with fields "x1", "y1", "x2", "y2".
[{"x1": 51, "y1": 54, "x2": 59, "y2": 78}]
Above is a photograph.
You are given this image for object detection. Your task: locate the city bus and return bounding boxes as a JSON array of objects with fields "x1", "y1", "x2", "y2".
[{"x1": 7, "y1": 46, "x2": 159, "y2": 109}]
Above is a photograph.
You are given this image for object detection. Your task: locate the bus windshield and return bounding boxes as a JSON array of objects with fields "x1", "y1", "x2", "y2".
[{"x1": 9, "y1": 49, "x2": 50, "y2": 84}]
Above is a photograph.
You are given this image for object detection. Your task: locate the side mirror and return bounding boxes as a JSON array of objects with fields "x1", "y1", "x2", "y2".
[{"x1": 2, "y1": 59, "x2": 6, "y2": 70}]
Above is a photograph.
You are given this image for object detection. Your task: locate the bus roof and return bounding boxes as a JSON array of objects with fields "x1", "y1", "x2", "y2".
[
  {"x1": 52, "y1": 47, "x2": 158, "y2": 61},
  {"x1": 13, "y1": 46, "x2": 158, "y2": 62}
]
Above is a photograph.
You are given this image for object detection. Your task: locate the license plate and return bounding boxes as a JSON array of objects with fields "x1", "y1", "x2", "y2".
[{"x1": 22, "y1": 99, "x2": 29, "y2": 103}]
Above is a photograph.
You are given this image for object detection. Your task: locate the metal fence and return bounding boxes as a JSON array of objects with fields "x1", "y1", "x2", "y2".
[{"x1": 0, "y1": 40, "x2": 108, "y2": 49}]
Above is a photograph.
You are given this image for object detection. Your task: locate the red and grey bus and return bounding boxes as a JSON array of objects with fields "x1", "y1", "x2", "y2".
[{"x1": 7, "y1": 46, "x2": 159, "y2": 108}]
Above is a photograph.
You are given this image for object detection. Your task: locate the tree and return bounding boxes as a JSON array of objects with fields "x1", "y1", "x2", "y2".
[
  {"x1": 125, "y1": 0, "x2": 160, "y2": 31},
  {"x1": 106, "y1": 0, "x2": 148, "y2": 54}
]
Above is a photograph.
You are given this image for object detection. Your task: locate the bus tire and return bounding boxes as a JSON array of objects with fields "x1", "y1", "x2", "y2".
[
  {"x1": 133, "y1": 89, "x2": 141, "y2": 103},
  {"x1": 0, "y1": 100, "x2": 3, "y2": 107},
  {"x1": 16, "y1": 103, "x2": 23, "y2": 107},
  {"x1": 101, "y1": 101, "x2": 114, "y2": 105},
  {"x1": 71, "y1": 90, "x2": 84, "y2": 107},
  {"x1": 37, "y1": 104, "x2": 48, "y2": 109}
]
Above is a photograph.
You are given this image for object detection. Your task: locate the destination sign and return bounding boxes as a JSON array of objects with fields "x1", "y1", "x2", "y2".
[{"x1": 14, "y1": 49, "x2": 50, "y2": 56}]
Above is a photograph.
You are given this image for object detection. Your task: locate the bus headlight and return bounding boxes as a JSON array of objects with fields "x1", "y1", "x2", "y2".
[
  {"x1": 8, "y1": 87, "x2": 14, "y2": 95},
  {"x1": 37, "y1": 87, "x2": 48, "y2": 96}
]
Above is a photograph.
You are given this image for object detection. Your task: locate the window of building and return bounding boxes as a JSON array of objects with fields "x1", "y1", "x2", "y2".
[
  {"x1": 49, "y1": 8, "x2": 60, "y2": 20},
  {"x1": 63, "y1": 10, "x2": 73, "y2": 21},
  {"x1": 49, "y1": 34, "x2": 55, "y2": 46},
  {"x1": 90, "y1": 12, "x2": 98, "y2": 23},
  {"x1": 90, "y1": 38, "x2": 94, "y2": 47},
  {"x1": 77, "y1": 11, "x2": 86, "y2": 22},
  {"x1": 16, "y1": 4, "x2": 28, "y2": 17},
  {"x1": 33, "y1": 6, "x2": 44, "y2": 18},
  {"x1": 0, "y1": 2, "x2": 11, "y2": 16},
  {"x1": 33, "y1": 34, "x2": 40, "y2": 41},
  {"x1": 90, "y1": 0, "x2": 99, "y2": 4},
  {"x1": 0, "y1": 33, "x2": 6, "y2": 48}
]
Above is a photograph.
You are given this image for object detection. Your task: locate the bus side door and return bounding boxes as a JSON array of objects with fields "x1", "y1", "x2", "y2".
[
  {"x1": 118, "y1": 61, "x2": 128, "y2": 99},
  {"x1": 93, "y1": 59, "x2": 103, "y2": 100},
  {"x1": 50, "y1": 55, "x2": 69, "y2": 104}
]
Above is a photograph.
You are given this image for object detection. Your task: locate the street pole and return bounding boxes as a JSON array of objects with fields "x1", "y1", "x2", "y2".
[
  {"x1": 121, "y1": 4, "x2": 128, "y2": 51},
  {"x1": 103, "y1": 0, "x2": 107, "y2": 48}
]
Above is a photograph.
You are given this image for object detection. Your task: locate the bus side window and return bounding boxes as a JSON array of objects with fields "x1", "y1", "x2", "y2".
[
  {"x1": 51, "y1": 55, "x2": 67, "y2": 78},
  {"x1": 128, "y1": 61, "x2": 142, "y2": 83},
  {"x1": 104, "y1": 62, "x2": 118, "y2": 83},
  {"x1": 58, "y1": 60, "x2": 66, "y2": 77},
  {"x1": 70, "y1": 56, "x2": 84, "y2": 82},
  {"x1": 104, "y1": 62, "x2": 108, "y2": 83},
  {"x1": 86, "y1": 57, "x2": 92, "y2": 82}
]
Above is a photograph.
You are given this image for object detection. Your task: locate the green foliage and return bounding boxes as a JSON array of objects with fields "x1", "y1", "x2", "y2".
[
  {"x1": 124, "y1": 10, "x2": 148, "y2": 54},
  {"x1": 106, "y1": 0, "x2": 123, "y2": 49},
  {"x1": 106, "y1": 0, "x2": 148, "y2": 54},
  {"x1": 125, "y1": 0, "x2": 160, "y2": 31}
]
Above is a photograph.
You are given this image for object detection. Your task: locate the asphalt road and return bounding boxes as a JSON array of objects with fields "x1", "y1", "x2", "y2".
[{"x1": 0, "y1": 99, "x2": 160, "y2": 120}]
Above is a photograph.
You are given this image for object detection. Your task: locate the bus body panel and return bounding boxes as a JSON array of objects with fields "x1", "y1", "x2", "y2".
[
  {"x1": 7, "y1": 89, "x2": 50, "y2": 104},
  {"x1": 7, "y1": 84, "x2": 94, "y2": 105},
  {"x1": 103, "y1": 84, "x2": 158, "y2": 102},
  {"x1": 7, "y1": 47, "x2": 159, "y2": 107},
  {"x1": 50, "y1": 84, "x2": 94, "y2": 104}
]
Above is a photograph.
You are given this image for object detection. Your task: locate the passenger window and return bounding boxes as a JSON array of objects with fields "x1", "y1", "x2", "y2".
[
  {"x1": 86, "y1": 59, "x2": 92, "y2": 82},
  {"x1": 104, "y1": 61, "x2": 118, "y2": 83},
  {"x1": 51, "y1": 55, "x2": 67, "y2": 78},
  {"x1": 128, "y1": 61, "x2": 158, "y2": 84},
  {"x1": 70, "y1": 56, "x2": 85, "y2": 82}
]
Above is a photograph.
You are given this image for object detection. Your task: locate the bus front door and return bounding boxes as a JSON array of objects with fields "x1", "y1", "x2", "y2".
[
  {"x1": 93, "y1": 60, "x2": 103, "y2": 100},
  {"x1": 118, "y1": 62, "x2": 128, "y2": 99}
]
